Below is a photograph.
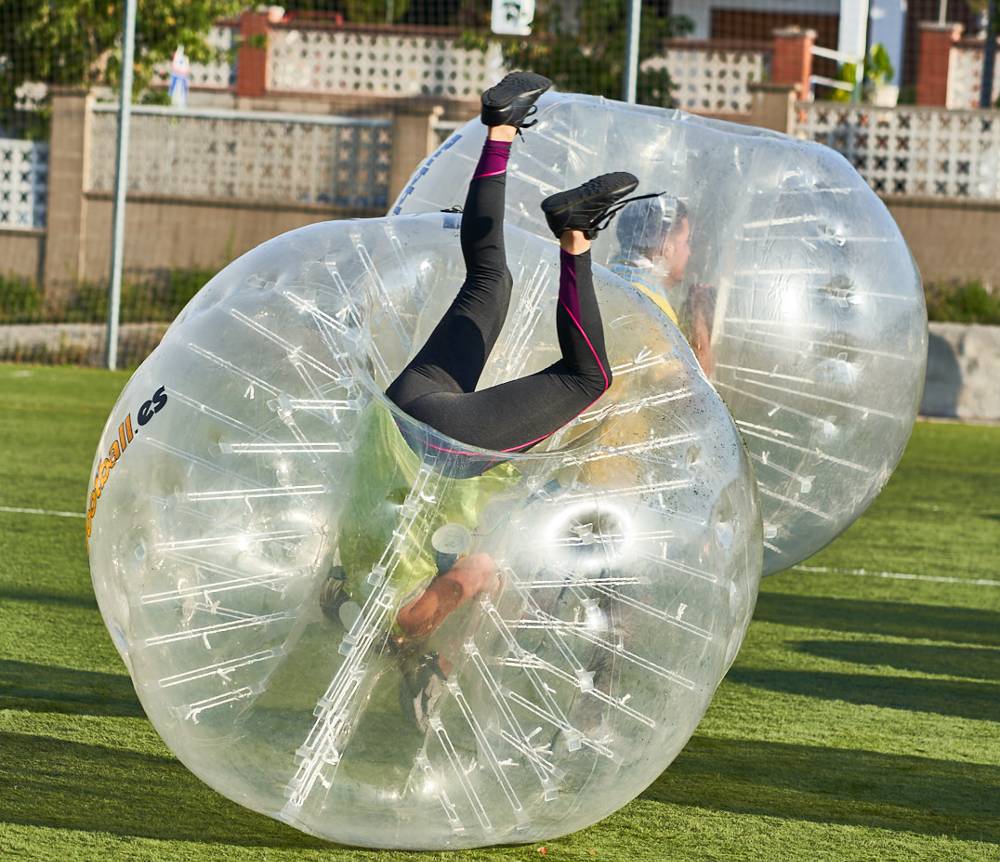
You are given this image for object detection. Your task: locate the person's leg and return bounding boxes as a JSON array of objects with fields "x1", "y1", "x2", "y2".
[
  {"x1": 387, "y1": 72, "x2": 551, "y2": 412},
  {"x1": 394, "y1": 550, "x2": 500, "y2": 732},
  {"x1": 395, "y1": 553, "x2": 497, "y2": 639},
  {"x1": 386, "y1": 126, "x2": 516, "y2": 406},
  {"x1": 400, "y1": 228, "x2": 612, "y2": 453}
]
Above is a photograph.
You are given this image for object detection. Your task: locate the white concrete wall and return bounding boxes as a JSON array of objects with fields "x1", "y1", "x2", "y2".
[
  {"x1": 672, "y1": 0, "x2": 839, "y2": 39},
  {"x1": 921, "y1": 323, "x2": 1000, "y2": 421}
]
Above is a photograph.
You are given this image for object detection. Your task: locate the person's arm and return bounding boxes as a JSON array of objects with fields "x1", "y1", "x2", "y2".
[
  {"x1": 690, "y1": 315, "x2": 714, "y2": 376},
  {"x1": 688, "y1": 283, "x2": 716, "y2": 377},
  {"x1": 396, "y1": 553, "x2": 497, "y2": 639}
]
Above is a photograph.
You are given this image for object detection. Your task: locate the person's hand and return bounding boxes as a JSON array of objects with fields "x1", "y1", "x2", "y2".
[{"x1": 449, "y1": 552, "x2": 498, "y2": 598}]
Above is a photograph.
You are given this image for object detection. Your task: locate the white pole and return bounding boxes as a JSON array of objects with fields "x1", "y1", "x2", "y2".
[
  {"x1": 839, "y1": 0, "x2": 871, "y2": 104},
  {"x1": 838, "y1": 0, "x2": 871, "y2": 59},
  {"x1": 106, "y1": 0, "x2": 137, "y2": 371},
  {"x1": 623, "y1": 0, "x2": 641, "y2": 103}
]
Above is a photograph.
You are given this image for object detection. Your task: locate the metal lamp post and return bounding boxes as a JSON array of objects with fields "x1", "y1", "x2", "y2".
[{"x1": 106, "y1": 0, "x2": 137, "y2": 371}]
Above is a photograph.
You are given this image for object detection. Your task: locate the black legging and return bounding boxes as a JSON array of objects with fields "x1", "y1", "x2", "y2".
[{"x1": 386, "y1": 140, "x2": 613, "y2": 457}]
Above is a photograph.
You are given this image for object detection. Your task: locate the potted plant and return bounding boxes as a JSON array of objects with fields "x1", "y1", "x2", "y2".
[{"x1": 864, "y1": 42, "x2": 898, "y2": 106}]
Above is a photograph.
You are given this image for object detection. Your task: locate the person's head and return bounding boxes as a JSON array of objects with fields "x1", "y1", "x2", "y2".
[{"x1": 616, "y1": 194, "x2": 691, "y2": 282}]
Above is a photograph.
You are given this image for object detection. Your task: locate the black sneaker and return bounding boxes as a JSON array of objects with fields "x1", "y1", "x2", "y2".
[
  {"x1": 542, "y1": 173, "x2": 660, "y2": 240},
  {"x1": 481, "y1": 71, "x2": 552, "y2": 129},
  {"x1": 319, "y1": 565, "x2": 347, "y2": 622}
]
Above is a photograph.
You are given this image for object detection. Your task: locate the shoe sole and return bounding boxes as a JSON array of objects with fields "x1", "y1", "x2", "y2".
[
  {"x1": 482, "y1": 72, "x2": 552, "y2": 108},
  {"x1": 541, "y1": 172, "x2": 640, "y2": 217}
]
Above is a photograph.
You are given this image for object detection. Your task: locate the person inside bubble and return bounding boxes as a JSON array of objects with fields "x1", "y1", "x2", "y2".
[
  {"x1": 321, "y1": 71, "x2": 658, "y2": 729},
  {"x1": 609, "y1": 194, "x2": 717, "y2": 376}
]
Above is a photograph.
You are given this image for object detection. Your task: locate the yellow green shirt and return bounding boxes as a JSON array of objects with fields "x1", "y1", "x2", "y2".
[
  {"x1": 608, "y1": 258, "x2": 679, "y2": 325},
  {"x1": 337, "y1": 402, "x2": 521, "y2": 607}
]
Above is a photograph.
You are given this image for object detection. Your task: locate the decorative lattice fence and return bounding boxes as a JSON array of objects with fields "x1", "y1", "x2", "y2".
[
  {"x1": 795, "y1": 102, "x2": 1000, "y2": 200},
  {"x1": 0, "y1": 138, "x2": 48, "y2": 229},
  {"x1": 947, "y1": 41, "x2": 1000, "y2": 109},
  {"x1": 268, "y1": 26, "x2": 505, "y2": 100},
  {"x1": 267, "y1": 25, "x2": 766, "y2": 113},
  {"x1": 87, "y1": 105, "x2": 392, "y2": 209},
  {"x1": 644, "y1": 42, "x2": 769, "y2": 114}
]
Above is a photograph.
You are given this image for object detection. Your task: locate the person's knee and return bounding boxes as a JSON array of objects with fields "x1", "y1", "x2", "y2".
[
  {"x1": 578, "y1": 365, "x2": 613, "y2": 401},
  {"x1": 602, "y1": 365, "x2": 614, "y2": 392},
  {"x1": 468, "y1": 267, "x2": 512, "y2": 294}
]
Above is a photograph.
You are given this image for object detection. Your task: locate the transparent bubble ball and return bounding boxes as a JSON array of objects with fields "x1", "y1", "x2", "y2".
[
  {"x1": 87, "y1": 214, "x2": 762, "y2": 849},
  {"x1": 393, "y1": 93, "x2": 928, "y2": 574}
]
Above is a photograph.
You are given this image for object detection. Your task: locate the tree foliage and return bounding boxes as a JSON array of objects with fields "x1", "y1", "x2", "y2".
[
  {"x1": 0, "y1": 0, "x2": 243, "y2": 110},
  {"x1": 488, "y1": 0, "x2": 693, "y2": 107},
  {"x1": 344, "y1": 0, "x2": 411, "y2": 24}
]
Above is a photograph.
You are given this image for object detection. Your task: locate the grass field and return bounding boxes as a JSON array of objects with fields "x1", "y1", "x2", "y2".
[{"x1": 1, "y1": 364, "x2": 998, "y2": 862}]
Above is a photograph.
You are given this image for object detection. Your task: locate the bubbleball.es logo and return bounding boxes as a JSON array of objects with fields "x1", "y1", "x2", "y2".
[{"x1": 86, "y1": 385, "x2": 168, "y2": 541}]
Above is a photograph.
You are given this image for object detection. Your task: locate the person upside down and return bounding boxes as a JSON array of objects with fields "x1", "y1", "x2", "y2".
[{"x1": 323, "y1": 72, "x2": 655, "y2": 727}]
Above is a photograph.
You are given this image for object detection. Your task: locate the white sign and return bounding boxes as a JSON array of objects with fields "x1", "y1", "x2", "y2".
[{"x1": 492, "y1": 0, "x2": 535, "y2": 36}]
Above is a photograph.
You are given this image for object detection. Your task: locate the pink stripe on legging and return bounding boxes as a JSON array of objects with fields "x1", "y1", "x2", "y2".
[
  {"x1": 499, "y1": 386, "x2": 605, "y2": 453},
  {"x1": 558, "y1": 300, "x2": 610, "y2": 392},
  {"x1": 500, "y1": 251, "x2": 610, "y2": 453},
  {"x1": 556, "y1": 248, "x2": 610, "y2": 391}
]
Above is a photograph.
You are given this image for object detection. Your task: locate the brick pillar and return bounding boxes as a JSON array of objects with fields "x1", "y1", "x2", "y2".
[
  {"x1": 916, "y1": 22, "x2": 963, "y2": 106},
  {"x1": 772, "y1": 27, "x2": 816, "y2": 101},
  {"x1": 389, "y1": 103, "x2": 443, "y2": 204},
  {"x1": 43, "y1": 88, "x2": 92, "y2": 303},
  {"x1": 236, "y1": 12, "x2": 270, "y2": 98}
]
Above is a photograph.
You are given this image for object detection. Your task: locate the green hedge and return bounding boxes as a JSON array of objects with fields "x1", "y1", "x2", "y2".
[
  {"x1": 3, "y1": 271, "x2": 999, "y2": 327},
  {"x1": 0, "y1": 269, "x2": 215, "y2": 325},
  {"x1": 0, "y1": 275, "x2": 44, "y2": 321},
  {"x1": 925, "y1": 280, "x2": 1000, "y2": 326}
]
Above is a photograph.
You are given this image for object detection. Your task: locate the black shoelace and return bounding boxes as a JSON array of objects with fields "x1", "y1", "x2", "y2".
[
  {"x1": 515, "y1": 105, "x2": 540, "y2": 139},
  {"x1": 588, "y1": 191, "x2": 665, "y2": 235}
]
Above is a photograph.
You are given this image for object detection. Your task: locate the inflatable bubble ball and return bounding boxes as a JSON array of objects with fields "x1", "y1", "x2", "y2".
[
  {"x1": 393, "y1": 92, "x2": 928, "y2": 575},
  {"x1": 87, "y1": 214, "x2": 762, "y2": 849}
]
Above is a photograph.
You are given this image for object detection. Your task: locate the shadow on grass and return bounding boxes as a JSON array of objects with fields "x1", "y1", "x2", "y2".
[
  {"x1": 0, "y1": 586, "x2": 97, "y2": 609},
  {"x1": 754, "y1": 592, "x2": 1000, "y2": 646},
  {"x1": 793, "y1": 640, "x2": 1000, "y2": 682},
  {"x1": 728, "y1": 668, "x2": 1000, "y2": 722},
  {"x1": 644, "y1": 736, "x2": 1000, "y2": 844},
  {"x1": 0, "y1": 660, "x2": 144, "y2": 718},
  {"x1": 0, "y1": 731, "x2": 329, "y2": 848}
]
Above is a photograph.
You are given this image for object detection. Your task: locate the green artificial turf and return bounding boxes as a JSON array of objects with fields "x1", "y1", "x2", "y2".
[{"x1": 0, "y1": 364, "x2": 998, "y2": 862}]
